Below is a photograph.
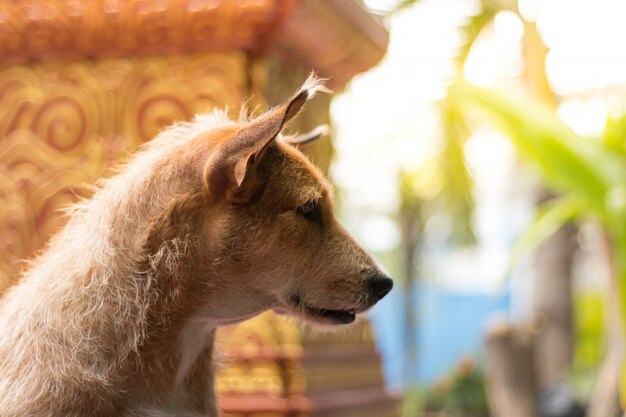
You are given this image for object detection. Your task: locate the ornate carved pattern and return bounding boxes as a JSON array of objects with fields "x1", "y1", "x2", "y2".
[
  {"x1": 304, "y1": 356, "x2": 384, "y2": 393},
  {"x1": 0, "y1": 129, "x2": 100, "y2": 285},
  {"x1": 0, "y1": 0, "x2": 387, "y2": 91},
  {"x1": 0, "y1": 0, "x2": 294, "y2": 64},
  {"x1": 0, "y1": 52, "x2": 247, "y2": 287},
  {"x1": 217, "y1": 312, "x2": 309, "y2": 413}
]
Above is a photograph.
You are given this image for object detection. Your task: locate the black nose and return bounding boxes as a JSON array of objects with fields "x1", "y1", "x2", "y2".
[{"x1": 370, "y1": 276, "x2": 393, "y2": 301}]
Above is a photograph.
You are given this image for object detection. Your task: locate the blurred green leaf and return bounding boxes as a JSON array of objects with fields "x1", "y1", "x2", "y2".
[
  {"x1": 449, "y1": 81, "x2": 626, "y2": 404},
  {"x1": 398, "y1": 2, "x2": 502, "y2": 246},
  {"x1": 603, "y1": 113, "x2": 626, "y2": 155},
  {"x1": 454, "y1": 3, "x2": 498, "y2": 70},
  {"x1": 573, "y1": 291, "x2": 605, "y2": 371},
  {"x1": 438, "y1": 100, "x2": 476, "y2": 244},
  {"x1": 448, "y1": 82, "x2": 626, "y2": 206},
  {"x1": 506, "y1": 196, "x2": 584, "y2": 276},
  {"x1": 400, "y1": 102, "x2": 477, "y2": 245},
  {"x1": 403, "y1": 358, "x2": 489, "y2": 417}
]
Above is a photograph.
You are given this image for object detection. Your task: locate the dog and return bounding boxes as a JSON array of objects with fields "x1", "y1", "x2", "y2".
[{"x1": 0, "y1": 75, "x2": 393, "y2": 417}]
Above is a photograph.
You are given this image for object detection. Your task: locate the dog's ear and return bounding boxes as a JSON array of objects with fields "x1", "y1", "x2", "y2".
[
  {"x1": 207, "y1": 74, "x2": 329, "y2": 203},
  {"x1": 284, "y1": 125, "x2": 330, "y2": 147}
]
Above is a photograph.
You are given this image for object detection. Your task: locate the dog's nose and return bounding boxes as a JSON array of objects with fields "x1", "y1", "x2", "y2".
[{"x1": 369, "y1": 275, "x2": 393, "y2": 301}]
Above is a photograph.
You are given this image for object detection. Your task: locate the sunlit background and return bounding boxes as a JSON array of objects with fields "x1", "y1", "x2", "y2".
[{"x1": 332, "y1": 0, "x2": 626, "y2": 414}]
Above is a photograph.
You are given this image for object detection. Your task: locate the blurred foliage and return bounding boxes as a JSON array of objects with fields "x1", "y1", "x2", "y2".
[
  {"x1": 399, "y1": 0, "x2": 502, "y2": 246},
  {"x1": 449, "y1": 83, "x2": 626, "y2": 202},
  {"x1": 403, "y1": 357, "x2": 489, "y2": 417},
  {"x1": 567, "y1": 291, "x2": 606, "y2": 399},
  {"x1": 573, "y1": 291, "x2": 606, "y2": 371},
  {"x1": 394, "y1": 0, "x2": 626, "y2": 404},
  {"x1": 399, "y1": 103, "x2": 475, "y2": 244},
  {"x1": 448, "y1": 80, "x2": 626, "y2": 401},
  {"x1": 505, "y1": 195, "x2": 583, "y2": 277},
  {"x1": 603, "y1": 113, "x2": 626, "y2": 155},
  {"x1": 393, "y1": 0, "x2": 513, "y2": 15},
  {"x1": 399, "y1": 156, "x2": 474, "y2": 245},
  {"x1": 437, "y1": 102, "x2": 476, "y2": 244},
  {"x1": 393, "y1": 0, "x2": 421, "y2": 13},
  {"x1": 452, "y1": 3, "x2": 499, "y2": 69}
]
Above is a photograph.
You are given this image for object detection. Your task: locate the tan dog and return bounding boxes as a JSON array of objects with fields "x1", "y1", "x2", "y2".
[{"x1": 0, "y1": 76, "x2": 393, "y2": 417}]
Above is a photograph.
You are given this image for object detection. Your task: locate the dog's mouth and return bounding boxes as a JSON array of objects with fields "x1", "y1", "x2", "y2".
[
  {"x1": 285, "y1": 294, "x2": 358, "y2": 325},
  {"x1": 303, "y1": 305, "x2": 356, "y2": 324}
]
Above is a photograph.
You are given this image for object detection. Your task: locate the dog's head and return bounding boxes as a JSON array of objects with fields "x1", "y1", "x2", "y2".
[{"x1": 193, "y1": 76, "x2": 392, "y2": 326}]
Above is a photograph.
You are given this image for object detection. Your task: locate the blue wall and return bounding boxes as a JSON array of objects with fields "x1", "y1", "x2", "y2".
[{"x1": 369, "y1": 281, "x2": 510, "y2": 387}]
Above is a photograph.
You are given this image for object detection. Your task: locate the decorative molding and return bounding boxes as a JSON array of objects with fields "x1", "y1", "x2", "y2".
[
  {"x1": 0, "y1": 0, "x2": 294, "y2": 64},
  {"x1": 272, "y1": 0, "x2": 388, "y2": 89},
  {"x1": 0, "y1": 0, "x2": 388, "y2": 89}
]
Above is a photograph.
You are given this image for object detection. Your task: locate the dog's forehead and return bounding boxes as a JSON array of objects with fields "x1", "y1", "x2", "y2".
[
  {"x1": 273, "y1": 141, "x2": 332, "y2": 198},
  {"x1": 282, "y1": 142, "x2": 328, "y2": 180}
]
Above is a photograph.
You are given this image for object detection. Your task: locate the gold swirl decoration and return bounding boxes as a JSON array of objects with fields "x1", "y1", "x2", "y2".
[
  {"x1": 0, "y1": 97, "x2": 87, "y2": 285},
  {"x1": 0, "y1": 169, "x2": 30, "y2": 288},
  {"x1": 0, "y1": 52, "x2": 248, "y2": 290},
  {"x1": 0, "y1": 129, "x2": 99, "y2": 279},
  {"x1": 118, "y1": 53, "x2": 247, "y2": 145},
  {"x1": 0, "y1": 64, "x2": 105, "y2": 159}
]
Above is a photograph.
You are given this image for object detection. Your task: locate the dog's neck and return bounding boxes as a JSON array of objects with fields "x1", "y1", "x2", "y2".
[{"x1": 129, "y1": 190, "x2": 271, "y2": 407}]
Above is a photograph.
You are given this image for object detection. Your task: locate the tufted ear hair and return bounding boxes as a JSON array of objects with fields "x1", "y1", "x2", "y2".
[
  {"x1": 284, "y1": 124, "x2": 331, "y2": 147},
  {"x1": 207, "y1": 74, "x2": 330, "y2": 203}
]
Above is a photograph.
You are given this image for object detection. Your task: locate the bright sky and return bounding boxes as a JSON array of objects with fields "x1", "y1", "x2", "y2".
[{"x1": 331, "y1": 0, "x2": 626, "y2": 291}]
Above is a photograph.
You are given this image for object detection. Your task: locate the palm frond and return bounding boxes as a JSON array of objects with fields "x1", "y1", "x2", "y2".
[{"x1": 449, "y1": 82, "x2": 626, "y2": 205}]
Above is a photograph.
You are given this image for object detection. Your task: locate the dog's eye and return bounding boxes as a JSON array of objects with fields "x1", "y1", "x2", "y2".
[{"x1": 297, "y1": 200, "x2": 321, "y2": 223}]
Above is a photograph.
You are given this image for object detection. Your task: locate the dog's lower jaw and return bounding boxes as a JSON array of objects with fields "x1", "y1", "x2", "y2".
[
  {"x1": 123, "y1": 405, "x2": 217, "y2": 417},
  {"x1": 275, "y1": 294, "x2": 366, "y2": 326}
]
